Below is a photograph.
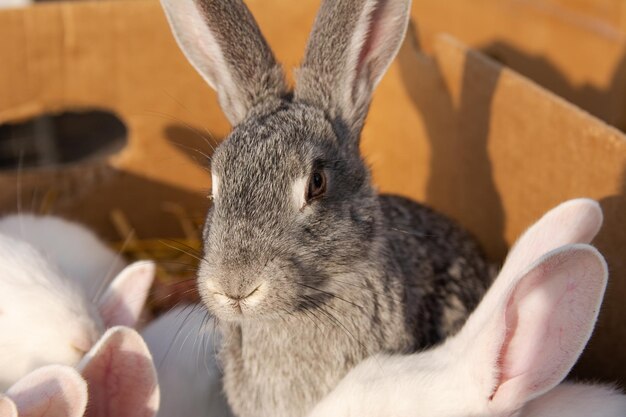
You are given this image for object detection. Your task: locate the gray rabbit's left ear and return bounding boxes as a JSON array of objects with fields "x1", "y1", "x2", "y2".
[
  {"x1": 295, "y1": 0, "x2": 411, "y2": 136},
  {"x1": 160, "y1": 0, "x2": 288, "y2": 125}
]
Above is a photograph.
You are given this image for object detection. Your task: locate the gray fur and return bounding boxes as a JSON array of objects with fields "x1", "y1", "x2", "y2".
[
  {"x1": 160, "y1": 0, "x2": 287, "y2": 124},
  {"x1": 295, "y1": 0, "x2": 410, "y2": 134},
  {"x1": 160, "y1": 1, "x2": 492, "y2": 417}
]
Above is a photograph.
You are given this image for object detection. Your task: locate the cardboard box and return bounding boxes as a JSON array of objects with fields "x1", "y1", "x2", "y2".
[
  {"x1": 410, "y1": 0, "x2": 626, "y2": 132},
  {"x1": 0, "y1": 0, "x2": 624, "y2": 383}
]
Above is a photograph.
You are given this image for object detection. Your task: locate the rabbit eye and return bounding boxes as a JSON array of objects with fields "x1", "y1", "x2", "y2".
[{"x1": 306, "y1": 170, "x2": 326, "y2": 202}]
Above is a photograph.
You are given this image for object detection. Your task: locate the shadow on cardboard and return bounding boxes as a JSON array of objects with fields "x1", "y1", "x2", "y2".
[
  {"x1": 397, "y1": 22, "x2": 508, "y2": 261},
  {"x1": 481, "y1": 41, "x2": 626, "y2": 133}
]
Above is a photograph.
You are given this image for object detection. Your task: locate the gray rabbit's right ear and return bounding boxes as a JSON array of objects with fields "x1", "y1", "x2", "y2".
[
  {"x1": 160, "y1": 0, "x2": 288, "y2": 125},
  {"x1": 295, "y1": 0, "x2": 411, "y2": 137}
]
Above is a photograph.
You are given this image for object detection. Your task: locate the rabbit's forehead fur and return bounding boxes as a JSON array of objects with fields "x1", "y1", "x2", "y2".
[
  {"x1": 211, "y1": 103, "x2": 345, "y2": 189},
  {"x1": 209, "y1": 103, "x2": 368, "y2": 237}
]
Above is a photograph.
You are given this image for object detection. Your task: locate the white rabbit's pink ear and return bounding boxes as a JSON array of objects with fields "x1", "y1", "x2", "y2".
[
  {"x1": 5, "y1": 365, "x2": 87, "y2": 417},
  {"x1": 458, "y1": 245, "x2": 608, "y2": 413},
  {"x1": 98, "y1": 261, "x2": 155, "y2": 328},
  {"x1": 497, "y1": 198, "x2": 602, "y2": 288},
  {"x1": 0, "y1": 395, "x2": 17, "y2": 417},
  {"x1": 78, "y1": 326, "x2": 159, "y2": 417}
]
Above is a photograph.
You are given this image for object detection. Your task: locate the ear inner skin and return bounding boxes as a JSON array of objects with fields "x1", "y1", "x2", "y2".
[
  {"x1": 488, "y1": 246, "x2": 608, "y2": 411},
  {"x1": 97, "y1": 261, "x2": 155, "y2": 328},
  {"x1": 5, "y1": 365, "x2": 88, "y2": 417},
  {"x1": 79, "y1": 326, "x2": 159, "y2": 417}
]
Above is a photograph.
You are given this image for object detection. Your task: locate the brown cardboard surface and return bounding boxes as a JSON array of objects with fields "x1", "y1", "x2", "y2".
[
  {"x1": 0, "y1": 0, "x2": 624, "y2": 382},
  {"x1": 410, "y1": 0, "x2": 626, "y2": 132},
  {"x1": 540, "y1": 0, "x2": 626, "y2": 31}
]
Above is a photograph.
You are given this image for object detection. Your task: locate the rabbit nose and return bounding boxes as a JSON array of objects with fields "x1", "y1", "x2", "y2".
[{"x1": 215, "y1": 282, "x2": 266, "y2": 307}]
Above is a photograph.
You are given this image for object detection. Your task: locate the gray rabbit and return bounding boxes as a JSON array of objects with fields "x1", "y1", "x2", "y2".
[{"x1": 160, "y1": 1, "x2": 492, "y2": 416}]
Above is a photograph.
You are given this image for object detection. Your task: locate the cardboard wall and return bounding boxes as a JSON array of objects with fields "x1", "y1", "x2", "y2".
[
  {"x1": 410, "y1": 0, "x2": 626, "y2": 132},
  {"x1": 0, "y1": 0, "x2": 624, "y2": 382}
]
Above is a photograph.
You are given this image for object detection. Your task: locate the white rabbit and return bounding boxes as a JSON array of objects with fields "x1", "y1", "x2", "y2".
[
  {"x1": 142, "y1": 304, "x2": 231, "y2": 417},
  {"x1": 308, "y1": 198, "x2": 626, "y2": 417},
  {"x1": 0, "y1": 214, "x2": 126, "y2": 301},
  {"x1": 0, "y1": 326, "x2": 159, "y2": 417},
  {"x1": 0, "y1": 233, "x2": 154, "y2": 391}
]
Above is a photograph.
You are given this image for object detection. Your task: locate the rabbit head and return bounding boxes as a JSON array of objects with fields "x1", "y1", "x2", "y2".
[
  {"x1": 0, "y1": 233, "x2": 155, "y2": 390},
  {"x1": 308, "y1": 198, "x2": 617, "y2": 417},
  {"x1": 160, "y1": 0, "x2": 411, "y2": 322}
]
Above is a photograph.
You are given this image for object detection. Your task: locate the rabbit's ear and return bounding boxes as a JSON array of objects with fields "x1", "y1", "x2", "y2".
[
  {"x1": 160, "y1": 0, "x2": 287, "y2": 125},
  {"x1": 497, "y1": 198, "x2": 603, "y2": 289},
  {"x1": 295, "y1": 0, "x2": 411, "y2": 136},
  {"x1": 454, "y1": 245, "x2": 608, "y2": 413},
  {"x1": 78, "y1": 326, "x2": 159, "y2": 417},
  {"x1": 6, "y1": 365, "x2": 87, "y2": 417},
  {"x1": 98, "y1": 261, "x2": 155, "y2": 328},
  {"x1": 0, "y1": 395, "x2": 17, "y2": 417}
]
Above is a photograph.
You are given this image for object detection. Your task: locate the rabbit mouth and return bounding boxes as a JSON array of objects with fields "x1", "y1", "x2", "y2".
[{"x1": 209, "y1": 282, "x2": 267, "y2": 318}]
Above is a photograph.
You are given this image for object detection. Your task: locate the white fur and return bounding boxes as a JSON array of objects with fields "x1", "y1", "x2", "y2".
[
  {"x1": 0, "y1": 226, "x2": 155, "y2": 390},
  {"x1": 0, "y1": 214, "x2": 126, "y2": 300},
  {"x1": 522, "y1": 383, "x2": 626, "y2": 417},
  {"x1": 212, "y1": 174, "x2": 220, "y2": 199},
  {"x1": 142, "y1": 305, "x2": 230, "y2": 417},
  {"x1": 1, "y1": 327, "x2": 159, "y2": 417},
  {"x1": 291, "y1": 176, "x2": 307, "y2": 211},
  {"x1": 244, "y1": 281, "x2": 267, "y2": 307},
  {"x1": 308, "y1": 199, "x2": 625, "y2": 417},
  {"x1": 0, "y1": 234, "x2": 103, "y2": 391}
]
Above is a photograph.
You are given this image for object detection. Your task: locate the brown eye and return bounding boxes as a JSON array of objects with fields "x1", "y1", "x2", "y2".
[{"x1": 306, "y1": 170, "x2": 326, "y2": 202}]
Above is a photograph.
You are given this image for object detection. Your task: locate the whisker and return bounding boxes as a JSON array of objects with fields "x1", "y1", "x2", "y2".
[
  {"x1": 159, "y1": 91, "x2": 219, "y2": 154},
  {"x1": 159, "y1": 240, "x2": 210, "y2": 268},
  {"x1": 296, "y1": 282, "x2": 364, "y2": 310},
  {"x1": 92, "y1": 230, "x2": 136, "y2": 303},
  {"x1": 141, "y1": 110, "x2": 218, "y2": 157}
]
